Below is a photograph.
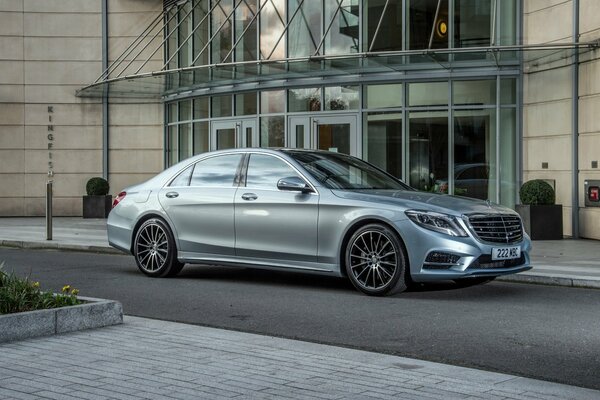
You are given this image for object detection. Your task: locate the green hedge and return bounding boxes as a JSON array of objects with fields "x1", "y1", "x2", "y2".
[{"x1": 86, "y1": 177, "x2": 110, "y2": 196}]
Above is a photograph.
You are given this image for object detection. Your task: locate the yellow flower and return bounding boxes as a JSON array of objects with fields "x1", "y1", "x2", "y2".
[
  {"x1": 32, "y1": 281, "x2": 40, "y2": 288},
  {"x1": 61, "y1": 285, "x2": 71, "y2": 293},
  {"x1": 71, "y1": 289, "x2": 79, "y2": 296}
]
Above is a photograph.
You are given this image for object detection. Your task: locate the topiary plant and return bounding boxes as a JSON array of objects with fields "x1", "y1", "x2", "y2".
[
  {"x1": 519, "y1": 179, "x2": 555, "y2": 205},
  {"x1": 86, "y1": 177, "x2": 110, "y2": 196}
]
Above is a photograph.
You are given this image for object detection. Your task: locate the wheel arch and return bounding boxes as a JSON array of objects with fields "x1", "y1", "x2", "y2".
[
  {"x1": 338, "y1": 218, "x2": 410, "y2": 279},
  {"x1": 130, "y1": 212, "x2": 178, "y2": 255}
]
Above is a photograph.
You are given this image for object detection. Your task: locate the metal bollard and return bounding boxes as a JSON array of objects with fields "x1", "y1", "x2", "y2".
[{"x1": 46, "y1": 180, "x2": 53, "y2": 240}]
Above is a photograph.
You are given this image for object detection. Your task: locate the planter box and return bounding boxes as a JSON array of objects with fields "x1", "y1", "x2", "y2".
[
  {"x1": 83, "y1": 195, "x2": 112, "y2": 218},
  {"x1": 0, "y1": 296, "x2": 122, "y2": 343},
  {"x1": 515, "y1": 204, "x2": 563, "y2": 240}
]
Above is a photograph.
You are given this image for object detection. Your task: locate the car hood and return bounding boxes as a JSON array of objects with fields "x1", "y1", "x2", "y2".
[{"x1": 331, "y1": 189, "x2": 517, "y2": 216}]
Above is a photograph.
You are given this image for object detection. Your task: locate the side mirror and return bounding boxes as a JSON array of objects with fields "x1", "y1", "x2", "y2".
[{"x1": 277, "y1": 176, "x2": 313, "y2": 193}]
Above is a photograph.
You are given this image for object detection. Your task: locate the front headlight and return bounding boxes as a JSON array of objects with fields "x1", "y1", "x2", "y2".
[{"x1": 405, "y1": 210, "x2": 468, "y2": 237}]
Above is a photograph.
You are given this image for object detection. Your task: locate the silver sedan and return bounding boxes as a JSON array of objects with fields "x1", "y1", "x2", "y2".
[{"x1": 107, "y1": 148, "x2": 531, "y2": 296}]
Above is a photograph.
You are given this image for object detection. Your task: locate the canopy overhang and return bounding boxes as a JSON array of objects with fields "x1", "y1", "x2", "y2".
[{"x1": 76, "y1": 42, "x2": 599, "y2": 99}]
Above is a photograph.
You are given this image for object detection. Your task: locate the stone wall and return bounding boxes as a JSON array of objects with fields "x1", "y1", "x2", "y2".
[{"x1": 0, "y1": 0, "x2": 163, "y2": 216}]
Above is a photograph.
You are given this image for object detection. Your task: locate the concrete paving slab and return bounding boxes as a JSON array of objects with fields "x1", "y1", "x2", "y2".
[{"x1": 0, "y1": 316, "x2": 598, "y2": 400}]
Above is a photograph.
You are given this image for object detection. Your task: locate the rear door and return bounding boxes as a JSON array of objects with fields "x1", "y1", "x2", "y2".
[{"x1": 159, "y1": 153, "x2": 244, "y2": 256}]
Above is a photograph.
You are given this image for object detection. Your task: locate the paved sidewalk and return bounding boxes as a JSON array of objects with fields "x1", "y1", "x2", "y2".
[
  {"x1": 0, "y1": 217, "x2": 599, "y2": 289},
  {"x1": 1, "y1": 316, "x2": 598, "y2": 400}
]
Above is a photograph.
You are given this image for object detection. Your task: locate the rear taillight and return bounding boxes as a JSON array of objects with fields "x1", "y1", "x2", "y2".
[{"x1": 112, "y1": 191, "x2": 126, "y2": 208}]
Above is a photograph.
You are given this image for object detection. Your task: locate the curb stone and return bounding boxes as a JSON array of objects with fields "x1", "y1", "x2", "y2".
[
  {"x1": 497, "y1": 274, "x2": 600, "y2": 289},
  {"x1": 0, "y1": 296, "x2": 123, "y2": 343},
  {"x1": 0, "y1": 239, "x2": 125, "y2": 255}
]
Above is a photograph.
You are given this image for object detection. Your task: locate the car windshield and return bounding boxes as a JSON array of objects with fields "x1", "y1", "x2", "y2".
[{"x1": 284, "y1": 150, "x2": 412, "y2": 191}]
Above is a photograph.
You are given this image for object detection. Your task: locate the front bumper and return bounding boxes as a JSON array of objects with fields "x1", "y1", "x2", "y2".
[{"x1": 394, "y1": 220, "x2": 532, "y2": 282}]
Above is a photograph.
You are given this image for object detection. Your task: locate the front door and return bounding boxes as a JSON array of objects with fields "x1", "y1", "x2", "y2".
[
  {"x1": 288, "y1": 115, "x2": 358, "y2": 156},
  {"x1": 211, "y1": 119, "x2": 257, "y2": 150}
]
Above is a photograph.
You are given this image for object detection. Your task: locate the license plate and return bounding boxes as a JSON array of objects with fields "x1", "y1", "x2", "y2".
[{"x1": 492, "y1": 246, "x2": 521, "y2": 260}]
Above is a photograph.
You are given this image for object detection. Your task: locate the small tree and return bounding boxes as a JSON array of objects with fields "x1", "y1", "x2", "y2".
[
  {"x1": 519, "y1": 180, "x2": 555, "y2": 205},
  {"x1": 86, "y1": 177, "x2": 109, "y2": 196}
]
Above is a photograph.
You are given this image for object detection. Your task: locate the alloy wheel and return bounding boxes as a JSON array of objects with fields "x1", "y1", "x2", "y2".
[
  {"x1": 348, "y1": 229, "x2": 398, "y2": 290},
  {"x1": 135, "y1": 222, "x2": 169, "y2": 273}
]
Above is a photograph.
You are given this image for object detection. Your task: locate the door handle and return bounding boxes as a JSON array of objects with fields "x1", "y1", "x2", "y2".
[
  {"x1": 165, "y1": 192, "x2": 179, "y2": 198},
  {"x1": 241, "y1": 193, "x2": 257, "y2": 201}
]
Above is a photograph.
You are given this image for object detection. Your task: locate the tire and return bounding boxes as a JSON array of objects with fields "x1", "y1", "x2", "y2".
[
  {"x1": 345, "y1": 223, "x2": 408, "y2": 296},
  {"x1": 453, "y1": 277, "x2": 496, "y2": 287},
  {"x1": 133, "y1": 218, "x2": 184, "y2": 278}
]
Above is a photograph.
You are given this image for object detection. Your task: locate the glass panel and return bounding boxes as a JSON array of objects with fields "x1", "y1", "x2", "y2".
[
  {"x1": 235, "y1": 92, "x2": 257, "y2": 115},
  {"x1": 261, "y1": 90, "x2": 285, "y2": 113},
  {"x1": 454, "y1": 109, "x2": 496, "y2": 200},
  {"x1": 212, "y1": 0, "x2": 233, "y2": 63},
  {"x1": 178, "y1": 1, "x2": 192, "y2": 67},
  {"x1": 499, "y1": 108, "x2": 516, "y2": 208},
  {"x1": 167, "y1": 125, "x2": 178, "y2": 166},
  {"x1": 364, "y1": 83, "x2": 403, "y2": 109},
  {"x1": 167, "y1": 102, "x2": 177, "y2": 123},
  {"x1": 289, "y1": 88, "x2": 321, "y2": 112},
  {"x1": 194, "y1": 98, "x2": 209, "y2": 119},
  {"x1": 246, "y1": 154, "x2": 299, "y2": 189},
  {"x1": 500, "y1": 78, "x2": 516, "y2": 105},
  {"x1": 236, "y1": 0, "x2": 258, "y2": 62},
  {"x1": 216, "y1": 128, "x2": 236, "y2": 149},
  {"x1": 260, "y1": 116, "x2": 285, "y2": 147},
  {"x1": 366, "y1": 0, "x2": 402, "y2": 52},
  {"x1": 179, "y1": 123, "x2": 191, "y2": 160},
  {"x1": 167, "y1": 7, "x2": 178, "y2": 69},
  {"x1": 324, "y1": 86, "x2": 359, "y2": 110},
  {"x1": 211, "y1": 95, "x2": 233, "y2": 117},
  {"x1": 317, "y1": 123, "x2": 350, "y2": 154},
  {"x1": 193, "y1": 121, "x2": 209, "y2": 154},
  {"x1": 192, "y1": 0, "x2": 210, "y2": 66},
  {"x1": 364, "y1": 112, "x2": 403, "y2": 178},
  {"x1": 169, "y1": 164, "x2": 194, "y2": 187},
  {"x1": 409, "y1": 0, "x2": 448, "y2": 49},
  {"x1": 409, "y1": 82, "x2": 447, "y2": 107},
  {"x1": 454, "y1": 0, "x2": 491, "y2": 48},
  {"x1": 190, "y1": 154, "x2": 243, "y2": 187},
  {"x1": 453, "y1": 80, "x2": 496, "y2": 106},
  {"x1": 499, "y1": 0, "x2": 516, "y2": 46},
  {"x1": 260, "y1": 0, "x2": 286, "y2": 59},
  {"x1": 409, "y1": 111, "x2": 448, "y2": 192},
  {"x1": 324, "y1": 0, "x2": 359, "y2": 55},
  {"x1": 179, "y1": 99, "x2": 192, "y2": 121},
  {"x1": 288, "y1": 0, "x2": 321, "y2": 57},
  {"x1": 295, "y1": 125, "x2": 305, "y2": 148},
  {"x1": 246, "y1": 127, "x2": 253, "y2": 147}
]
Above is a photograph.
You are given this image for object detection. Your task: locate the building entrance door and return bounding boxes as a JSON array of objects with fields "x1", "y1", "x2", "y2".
[
  {"x1": 211, "y1": 119, "x2": 257, "y2": 150},
  {"x1": 288, "y1": 115, "x2": 358, "y2": 156}
]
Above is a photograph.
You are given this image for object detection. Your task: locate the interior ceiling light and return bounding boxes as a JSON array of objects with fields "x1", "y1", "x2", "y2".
[{"x1": 436, "y1": 20, "x2": 448, "y2": 38}]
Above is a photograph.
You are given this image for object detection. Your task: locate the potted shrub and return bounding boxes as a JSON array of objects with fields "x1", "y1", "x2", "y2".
[
  {"x1": 83, "y1": 177, "x2": 112, "y2": 218},
  {"x1": 515, "y1": 180, "x2": 563, "y2": 240}
]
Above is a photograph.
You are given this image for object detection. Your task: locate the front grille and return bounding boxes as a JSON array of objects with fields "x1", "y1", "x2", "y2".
[
  {"x1": 467, "y1": 214, "x2": 523, "y2": 244},
  {"x1": 468, "y1": 254, "x2": 526, "y2": 269}
]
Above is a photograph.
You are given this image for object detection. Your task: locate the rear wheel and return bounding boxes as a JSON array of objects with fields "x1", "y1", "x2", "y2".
[
  {"x1": 134, "y1": 218, "x2": 183, "y2": 277},
  {"x1": 345, "y1": 224, "x2": 408, "y2": 296}
]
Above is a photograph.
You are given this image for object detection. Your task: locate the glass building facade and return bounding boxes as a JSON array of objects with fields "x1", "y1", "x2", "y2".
[{"x1": 163, "y1": 0, "x2": 520, "y2": 207}]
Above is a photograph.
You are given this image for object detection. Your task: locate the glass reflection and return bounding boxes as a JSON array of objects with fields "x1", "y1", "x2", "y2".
[
  {"x1": 193, "y1": 122, "x2": 209, "y2": 154},
  {"x1": 366, "y1": 0, "x2": 402, "y2": 51},
  {"x1": 454, "y1": 0, "x2": 492, "y2": 48},
  {"x1": 260, "y1": 116, "x2": 285, "y2": 147},
  {"x1": 236, "y1": 0, "x2": 258, "y2": 62},
  {"x1": 409, "y1": 111, "x2": 448, "y2": 192},
  {"x1": 324, "y1": 86, "x2": 359, "y2": 110},
  {"x1": 260, "y1": 0, "x2": 286, "y2": 59},
  {"x1": 288, "y1": 0, "x2": 320, "y2": 57},
  {"x1": 212, "y1": 0, "x2": 233, "y2": 63},
  {"x1": 364, "y1": 112, "x2": 403, "y2": 178},
  {"x1": 246, "y1": 154, "x2": 299, "y2": 189},
  {"x1": 324, "y1": 0, "x2": 359, "y2": 55},
  {"x1": 192, "y1": 0, "x2": 209, "y2": 66},
  {"x1": 289, "y1": 88, "x2": 321, "y2": 112},
  {"x1": 190, "y1": 154, "x2": 242, "y2": 187}
]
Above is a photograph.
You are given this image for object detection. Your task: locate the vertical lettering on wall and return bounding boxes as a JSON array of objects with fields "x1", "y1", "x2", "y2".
[{"x1": 47, "y1": 106, "x2": 54, "y2": 177}]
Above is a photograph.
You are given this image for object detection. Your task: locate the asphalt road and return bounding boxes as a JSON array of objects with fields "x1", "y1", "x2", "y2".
[{"x1": 2, "y1": 247, "x2": 600, "y2": 390}]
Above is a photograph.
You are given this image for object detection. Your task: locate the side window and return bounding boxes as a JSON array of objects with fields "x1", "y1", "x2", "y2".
[
  {"x1": 190, "y1": 154, "x2": 242, "y2": 187},
  {"x1": 169, "y1": 164, "x2": 194, "y2": 187},
  {"x1": 246, "y1": 154, "x2": 300, "y2": 189}
]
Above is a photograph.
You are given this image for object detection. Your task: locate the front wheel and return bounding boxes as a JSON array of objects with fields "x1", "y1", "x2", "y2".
[
  {"x1": 345, "y1": 224, "x2": 408, "y2": 296},
  {"x1": 134, "y1": 218, "x2": 184, "y2": 277}
]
